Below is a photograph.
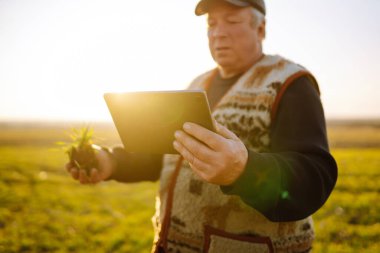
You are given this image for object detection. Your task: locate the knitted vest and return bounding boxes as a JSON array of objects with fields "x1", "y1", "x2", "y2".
[{"x1": 152, "y1": 55, "x2": 319, "y2": 253}]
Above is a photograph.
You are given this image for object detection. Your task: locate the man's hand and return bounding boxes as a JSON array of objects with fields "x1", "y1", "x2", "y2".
[
  {"x1": 173, "y1": 121, "x2": 248, "y2": 185},
  {"x1": 65, "y1": 146, "x2": 116, "y2": 184}
]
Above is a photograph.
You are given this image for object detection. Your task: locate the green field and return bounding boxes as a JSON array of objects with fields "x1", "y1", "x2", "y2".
[{"x1": 0, "y1": 120, "x2": 379, "y2": 252}]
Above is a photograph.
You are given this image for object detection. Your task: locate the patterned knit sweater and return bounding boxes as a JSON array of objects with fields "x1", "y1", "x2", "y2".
[{"x1": 152, "y1": 55, "x2": 319, "y2": 253}]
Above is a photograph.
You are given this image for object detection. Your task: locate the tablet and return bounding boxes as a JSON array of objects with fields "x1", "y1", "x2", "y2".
[{"x1": 104, "y1": 90, "x2": 215, "y2": 154}]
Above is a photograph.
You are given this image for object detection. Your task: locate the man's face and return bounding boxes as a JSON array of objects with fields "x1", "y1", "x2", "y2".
[{"x1": 207, "y1": 2, "x2": 264, "y2": 74}]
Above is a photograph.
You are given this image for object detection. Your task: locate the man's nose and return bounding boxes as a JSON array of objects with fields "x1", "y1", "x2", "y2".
[{"x1": 208, "y1": 25, "x2": 228, "y2": 38}]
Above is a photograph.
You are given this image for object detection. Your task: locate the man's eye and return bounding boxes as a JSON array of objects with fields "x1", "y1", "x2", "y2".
[{"x1": 227, "y1": 19, "x2": 242, "y2": 24}]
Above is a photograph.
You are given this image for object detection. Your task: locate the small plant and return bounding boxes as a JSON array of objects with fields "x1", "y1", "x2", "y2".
[{"x1": 58, "y1": 126, "x2": 98, "y2": 175}]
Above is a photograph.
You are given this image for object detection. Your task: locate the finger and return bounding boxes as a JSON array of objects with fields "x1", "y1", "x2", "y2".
[
  {"x1": 79, "y1": 169, "x2": 89, "y2": 184},
  {"x1": 214, "y1": 121, "x2": 239, "y2": 140},
  {"x1": 174, "y1": 130, "x2": 216, "y2": 163},
  {"x1": 173, "y1": 140, "x2": 212, "y2": 172},
  {"x1": 182, "y1": 122, "x2": 225, "y2": 150},
  {"x1": 70, "y1": 167, "x2": 79, "y2": 180},
  {"x1": 90, "y1": 168, "x2": 99, "y2": 184}
]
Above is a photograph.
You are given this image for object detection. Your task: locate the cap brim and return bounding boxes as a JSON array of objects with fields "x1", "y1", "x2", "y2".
[
  {"x1": 195, "y1": 0, "x2": 211, "y2": 16},
  {"x1": 195, "y1": 0, "x2": 251, "y2": 16}
]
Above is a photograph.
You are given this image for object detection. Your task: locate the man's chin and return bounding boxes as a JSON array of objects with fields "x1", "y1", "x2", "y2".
[
  {"x1": 214, "y1": 56, "x2": 234, "y2": 68},
  {"x1": 215, "y1": 60, "x2": 235, "y2": 69}
]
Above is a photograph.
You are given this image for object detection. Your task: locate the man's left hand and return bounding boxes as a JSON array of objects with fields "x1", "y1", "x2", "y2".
[{"x1": 173, "y1": 121, "x2": 248, "y2": 185}]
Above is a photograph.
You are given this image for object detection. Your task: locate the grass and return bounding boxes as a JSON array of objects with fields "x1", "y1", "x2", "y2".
[
  {"x1": 0, "y1": 120, "x2": 379, "y2": 252},
  {"x1": 0, "y1": 144, "x2": 157, "y2": 253},
  {"x1": 312, "y1": 148, "x2": 380, "y2": 252}
]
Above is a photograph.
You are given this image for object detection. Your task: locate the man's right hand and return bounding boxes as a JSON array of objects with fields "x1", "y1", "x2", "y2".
[{"x1": 65, "y1": 147, "x2": 116, "y2": 184}]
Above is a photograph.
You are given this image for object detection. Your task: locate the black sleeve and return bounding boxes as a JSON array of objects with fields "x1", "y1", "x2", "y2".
[
  {"x1": 106, "y1": 147, "x2": 163, "y2": 183},
  {"x1": 220, "y1": 76, "x2": 338, "y2": 222}
]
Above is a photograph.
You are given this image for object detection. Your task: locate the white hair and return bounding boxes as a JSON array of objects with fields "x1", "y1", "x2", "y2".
[{"x1": 250, "y1": 8, "x2": 265, "y2": 28}]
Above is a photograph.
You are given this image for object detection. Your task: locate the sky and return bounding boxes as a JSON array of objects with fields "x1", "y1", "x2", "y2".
[{"x1": 0, "y1": 0, "x2": 379, "y2": 122}]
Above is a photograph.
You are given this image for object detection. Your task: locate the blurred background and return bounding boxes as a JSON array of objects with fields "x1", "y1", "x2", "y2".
[
  {"x1": 1, "y1": 0, "x2": 379, "y2": 121},
  {"x1": 0, "y1": 0, "x2": 379, "y2": 252}
]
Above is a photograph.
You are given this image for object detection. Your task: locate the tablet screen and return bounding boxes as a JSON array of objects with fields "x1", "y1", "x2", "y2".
[{"x1": 104, "y1": 90, "x2": 215, "y2": 154}]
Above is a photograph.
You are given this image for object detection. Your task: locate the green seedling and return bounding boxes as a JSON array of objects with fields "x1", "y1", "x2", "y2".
[{"x1": 58, "y1": 126, "x2": 100, "y2": 175}]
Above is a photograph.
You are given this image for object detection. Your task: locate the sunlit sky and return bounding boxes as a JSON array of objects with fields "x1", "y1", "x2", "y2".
[{"x1": 1, "y1": 0, "x2": 379, "y2": 122}]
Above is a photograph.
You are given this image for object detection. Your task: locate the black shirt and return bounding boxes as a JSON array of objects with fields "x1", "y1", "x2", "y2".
[{"x1": 109, "y1": 73, "x2": 338, "y2": 222}]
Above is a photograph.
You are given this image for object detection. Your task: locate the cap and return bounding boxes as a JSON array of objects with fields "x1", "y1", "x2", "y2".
[{"x1": 195, "y1": 0, "x2": 266, "y2": 16}]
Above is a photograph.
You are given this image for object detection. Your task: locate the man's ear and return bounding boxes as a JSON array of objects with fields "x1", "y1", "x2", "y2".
[{"x1": 258, "y1": 20, "x2": 266, "y2": 40}]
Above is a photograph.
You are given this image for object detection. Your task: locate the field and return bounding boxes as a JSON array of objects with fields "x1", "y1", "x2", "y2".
[{"x1": 0, "y1": 120, "x2": 379, "y2": 252}]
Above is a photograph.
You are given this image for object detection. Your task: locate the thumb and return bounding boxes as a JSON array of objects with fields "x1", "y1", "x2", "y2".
[{"x1": 214, "y1": 120, "x2": 239, "y2": 140}]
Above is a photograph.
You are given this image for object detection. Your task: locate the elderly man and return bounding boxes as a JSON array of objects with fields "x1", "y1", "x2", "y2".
[{"x1": 66, "y1": 0, "x2": 337, "y2": 252}]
